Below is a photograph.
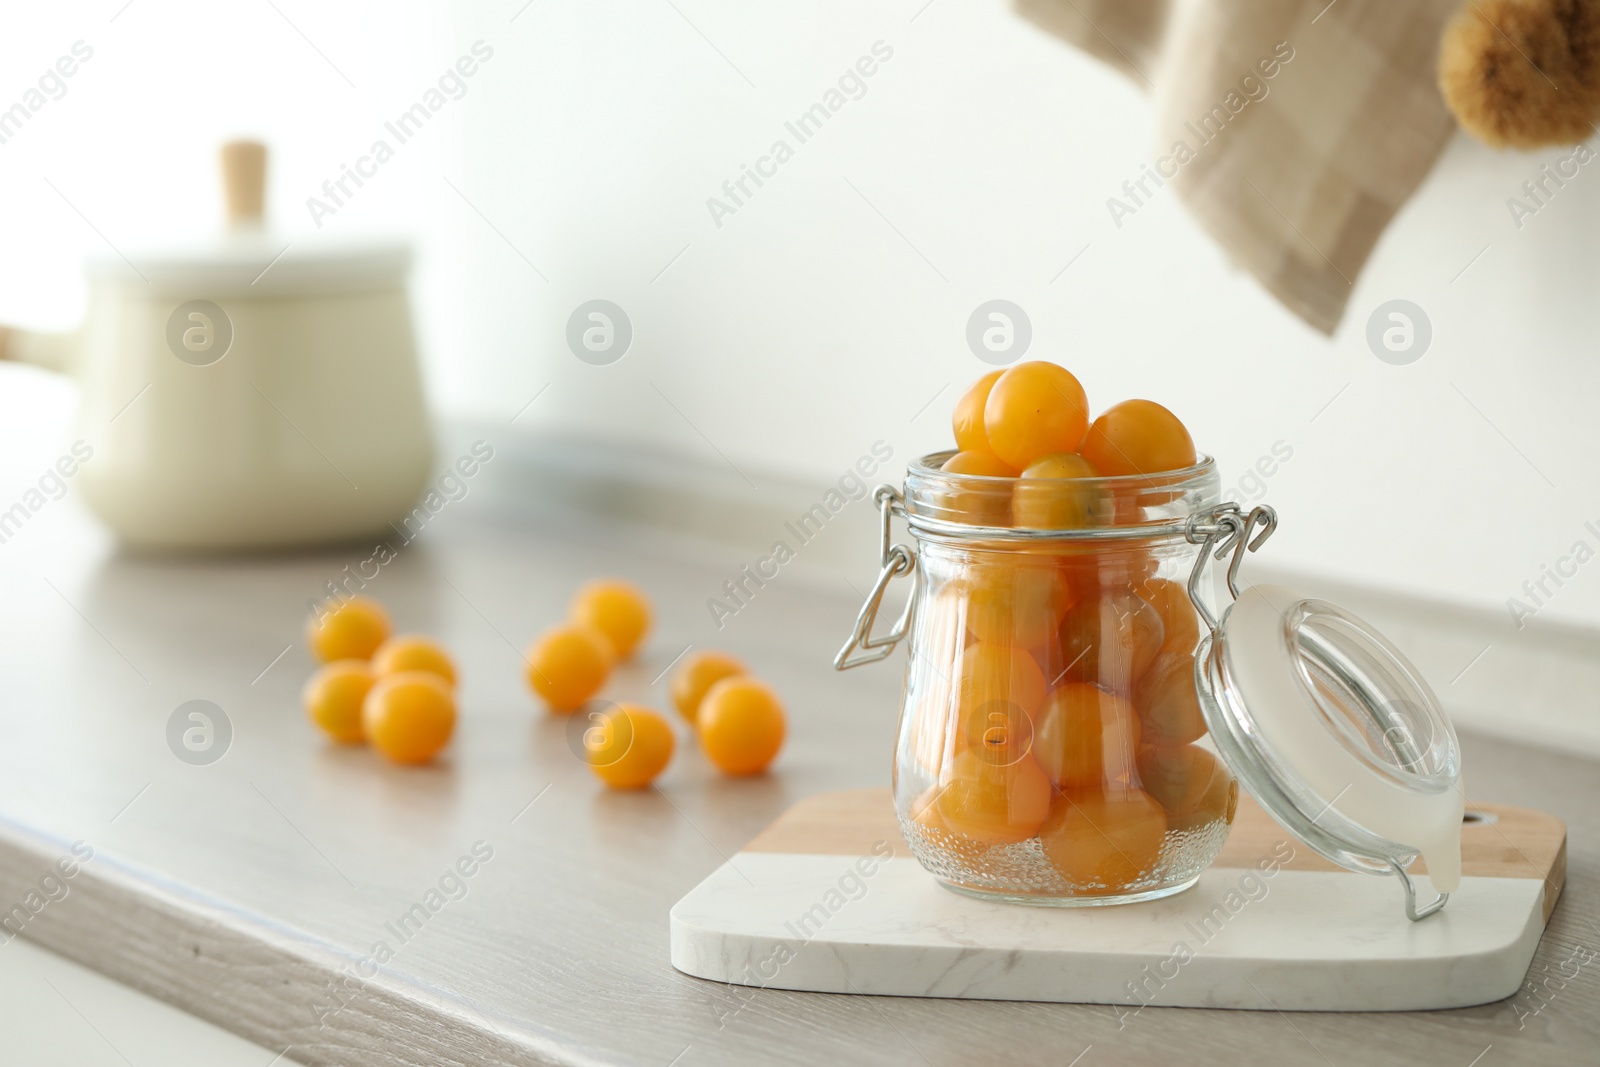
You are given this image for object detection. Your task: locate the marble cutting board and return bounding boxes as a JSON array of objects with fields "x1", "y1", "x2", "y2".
[{"x1": 670, "y1": 788, "x2": 1566, "y2": 1012}]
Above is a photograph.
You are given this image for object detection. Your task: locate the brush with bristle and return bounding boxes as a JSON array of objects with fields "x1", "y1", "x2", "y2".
[{"x1": 1440, "y1": 0, "x2": 1600, "y2": 148}]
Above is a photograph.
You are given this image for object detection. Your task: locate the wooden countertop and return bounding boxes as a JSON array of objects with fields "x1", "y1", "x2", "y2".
[{"x1": 0, "y1": 442, "x2": 1595, "y2": 1067}]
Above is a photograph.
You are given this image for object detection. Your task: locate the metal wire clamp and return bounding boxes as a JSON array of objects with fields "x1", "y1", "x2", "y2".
[{"x1": 833, "y1": 485, "x2": 918, "y2": 670}]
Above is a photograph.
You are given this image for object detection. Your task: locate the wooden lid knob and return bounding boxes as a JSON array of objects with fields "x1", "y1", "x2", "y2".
[{"x1": 220, "y1": 140, "x2": 267, "y2": 228}]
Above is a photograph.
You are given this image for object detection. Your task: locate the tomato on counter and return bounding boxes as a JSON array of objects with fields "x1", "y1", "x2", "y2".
[
  {"x1": 526, "y1": 625, "x2": 614, "y2": 713},
  {"x1": 306, "y1": 597, "x2": 391, "y2": 663},
  {"x1": 363, "y1": 671, "x2": 457, "y2": 765},
  {"x1": 670, "y1": 650, "x2": 747, "y2": 725},
  {"x1": 303, "y1": 660, "x2": 376, "y2": 744},
  {"x1": 698, "y1": 677, "x2": 786, "y2": 775},
  {"x1": 586, "y1": 704, "x2": 675, "y2": 789},
  {"x1": 570, "y1": 579, "x2": 652, "y2": 660},
  {"x1": 371, "y1": 635, "x2": 458, "y2": 688}
]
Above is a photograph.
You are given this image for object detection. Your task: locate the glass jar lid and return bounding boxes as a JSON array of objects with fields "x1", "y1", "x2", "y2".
[{"x1": 1186, "y1": 507, "x2": 1463, "y2": 920}]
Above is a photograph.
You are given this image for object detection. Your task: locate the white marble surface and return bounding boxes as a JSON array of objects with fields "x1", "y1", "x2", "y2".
[{"x1": 671, "y1": 854, "x2": 1546, "y2": 1012}]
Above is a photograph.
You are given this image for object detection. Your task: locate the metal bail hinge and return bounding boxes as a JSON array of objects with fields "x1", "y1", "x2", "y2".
[
  {"x1": 1183, "y1": 503, "x2": 1278, "y2": 635},
  {"x1": 833, "y1": 485, "x2": 918, "y2": 670}
]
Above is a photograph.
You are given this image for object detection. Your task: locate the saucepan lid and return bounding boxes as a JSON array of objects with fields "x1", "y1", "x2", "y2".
[
  {"x1": 85, "y1": 140, "x2": 410, "y2": 297},
  {"x1": 87, "y1": 235, "x2": 411, "y2": 297}
]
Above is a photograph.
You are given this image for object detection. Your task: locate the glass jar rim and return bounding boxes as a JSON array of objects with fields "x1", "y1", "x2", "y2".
[
  {"x1": 908, "y1": 449, "x2": 1217, "y2": 489},
  {"x1": 902, "y1": 450, "x2": 1220, "y2": 542}
]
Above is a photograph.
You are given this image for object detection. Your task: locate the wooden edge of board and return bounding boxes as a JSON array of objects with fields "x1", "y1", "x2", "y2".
[
  {"x1": 743, "y1": 788, "x2": 1568, "y2": 919},
  {"x1": 0, "y1": 819, "x2": 565, "y2": 1067}
]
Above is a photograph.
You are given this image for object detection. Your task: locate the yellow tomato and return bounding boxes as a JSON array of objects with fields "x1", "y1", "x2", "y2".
[
  {"x1": 951, "y1": 641, "x2": 1050, "y2": 770},
  {"x1": 302, "y1": 660, "x2": 375, "y2": 744},
  {"x1": 1040, "y1": 789, "x2": 1167, "y2": 891},
  {"x1": 903, "y1": 689, "x2": 958, "y2": 782},
  {"x1": 910, "y1": 785, "x2": 991, "y2": 864},
  {"x1": 1138, "y1": 578, "x2": 1201, "y2": 656},
  {"x1": 1080, "y1": 399, "x2": 1197, "y2": 477},
  {"x1": 951, "y1": 370, "x2": 1005, "y2": 455},
  {"x1": 698, "y1": 677, "x2": 786, "y2": 775},
  {"x1": 362, "y1": 671, "x2": 456, "y2": 765},
  {"x1": 1136, "y1": 743, "x2": 1237, "y2": 832},
  {"x1": 371, "y1": 635, "x2": 458, "y2": 688},
  {"x1": 526, "y1": 625, "x2": 614, "y2": 713},
  {"x1": 305, "y1": 597, "x2": 390, "y2": 663},
  {"x1": 1059, "y1": 543, "x2": 1160, "y2": 596},
  {"x1": 939, "y1": 450, "x2": 1017, "y2": 525},
  {"x1": 942, "y1": 450, "x2": 1016, "y2": 478},
  {"x1": 1055, "y1": 591, "x2": 1165, "y2": 694},
  {"x1": 951, "y1": 562, "x2": 1073, "y2": 650},
  {"x1": 903, "y1": 586, "x2": 967, "y2": 779},
  {"x1": 669, "y1": 650, "x2": 747, "y2": 724},
  {"x1": 982, "y1": 361, "x2": 1091, "y2": 471},
  {"x1": 1133, "y1": 651, "x2": 1208, "y2": 745},
  {"x1": 1033, "y1": 683, "x2": 1141, "y2": 791},
  {"x1": 570, "y1": 578, "x2": 652, "y2": 660},
  {"x1": 586, "y1": 704, "x2": 675, "y2": 789},
  {"x1": 928, "y1": 750, "x2": 1052, "y2": 846},
  {"x1": 1011, "y1": 453, "x2": 1109, "y2": 530}
]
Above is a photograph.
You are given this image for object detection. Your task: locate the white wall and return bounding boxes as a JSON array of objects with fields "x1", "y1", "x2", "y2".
[
  {"x1": 0, "y1": 0, "x2": 458, "y2": 344},
  {"x1": 448, "y1": 0, "x2": 1600, "y2": 637},
  {"x1": 4, "y1": 1, "x2": 1600, "y2": 637}
]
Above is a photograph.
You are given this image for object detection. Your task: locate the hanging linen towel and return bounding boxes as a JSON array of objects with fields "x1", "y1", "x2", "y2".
[{"x1": 1017, "y1": 0, "x2": 1462, "y2": 333}]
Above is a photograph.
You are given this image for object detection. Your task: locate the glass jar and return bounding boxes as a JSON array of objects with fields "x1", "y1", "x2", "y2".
[
  {"x1": 850, "y1": 451, "x2": 1234, "y2": 905},
  {"x1": 837, "y1": 450, "x2": 1466, "y2": 920}
]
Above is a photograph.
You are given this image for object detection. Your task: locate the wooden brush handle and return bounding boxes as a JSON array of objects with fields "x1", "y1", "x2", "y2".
[{"x1": 220, "y1": 140, "x2": 267, "y2": 227}]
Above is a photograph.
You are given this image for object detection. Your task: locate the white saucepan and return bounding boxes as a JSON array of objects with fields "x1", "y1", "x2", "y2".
[{"x1": 0, "y1": 142, "x2": 433, "y2": 550}]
